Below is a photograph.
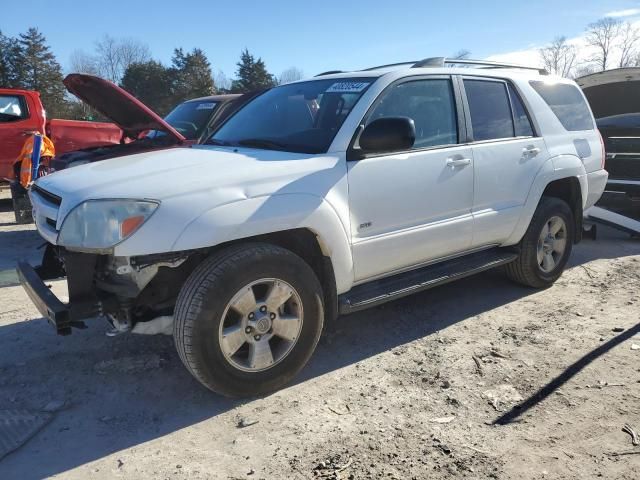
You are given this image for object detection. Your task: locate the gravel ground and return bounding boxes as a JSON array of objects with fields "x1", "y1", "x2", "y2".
[{"x1": 0, "y1": 194, "x2": 639, "y2": 480}]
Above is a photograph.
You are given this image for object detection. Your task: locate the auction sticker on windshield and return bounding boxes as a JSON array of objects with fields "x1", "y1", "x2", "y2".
[
  {"x1": 196, "y1": 103, "x2": 216, "y2": 110},
  {"x1": 326, "y1": 81, "x2": 370, "y2": 93}
]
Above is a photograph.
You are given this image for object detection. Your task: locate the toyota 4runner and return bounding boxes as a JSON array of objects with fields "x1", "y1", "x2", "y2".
[{"x1": 18, "y1": 57, "x2": 608, "y2": 397}]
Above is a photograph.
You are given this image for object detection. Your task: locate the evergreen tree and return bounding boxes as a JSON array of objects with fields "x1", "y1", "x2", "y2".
[
  {"x1": 121, "y1": 60, "x2": 175, "y2": 115},
  {"x1": 170, "y1": 47, "x2": 215, "y2": 103},
  {"x1": 231, "y1": 49, "x2": 276, "y2": 93},
  {"x1": 0, "y1": 30, "x2": 21, "y2": 87},
  {"x1": 13, "y1": 28, "x2": 67, "y2": 117}
]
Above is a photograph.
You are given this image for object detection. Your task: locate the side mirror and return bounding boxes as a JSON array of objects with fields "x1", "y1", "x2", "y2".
[{"x1": 359, "y1": 117, "x2": 416, "y2": 154}]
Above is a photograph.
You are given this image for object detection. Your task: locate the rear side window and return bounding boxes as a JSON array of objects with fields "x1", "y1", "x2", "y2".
[
  {"x1": 529, "y1": 81, "x2": 594, "y2": 131},
  {"x1": 464, "y1": 80, "x2": 514, "y2": 141},
  {"x1": 0, "y1": 95, "x2": 27, "y2": 123},
  {"x1": 508, "y1": 85, "x2": 534, "y2": 137}
]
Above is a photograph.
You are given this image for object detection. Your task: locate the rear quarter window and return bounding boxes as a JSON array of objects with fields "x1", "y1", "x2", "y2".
[{"x1": 529, "y1": 81, "x2": 594, "y2": 131}]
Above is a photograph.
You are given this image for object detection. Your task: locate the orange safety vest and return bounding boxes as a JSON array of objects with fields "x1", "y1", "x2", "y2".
[{"x1": 18, "y1": 134, "x2": 56, "y2": 188}]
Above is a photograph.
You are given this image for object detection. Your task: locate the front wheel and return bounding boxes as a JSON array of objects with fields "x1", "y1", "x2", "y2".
[
  {"x1": 173, "y1": 244, "x2": 324, "y2": 397},
  {"x1": 505, "y1": 197, "x2": 574, "y2": 288}
]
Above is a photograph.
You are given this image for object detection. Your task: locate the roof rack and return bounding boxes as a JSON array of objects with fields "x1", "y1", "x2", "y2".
[
  {"x1": 361, "y1": 61, "x2": 416, "y2": 71},
  {"x1": 364, "y1": 57, "x2": 549, "y2": 75},
  {"x1": 314, "y1": 70, "x2": 345, "y2": 77}
]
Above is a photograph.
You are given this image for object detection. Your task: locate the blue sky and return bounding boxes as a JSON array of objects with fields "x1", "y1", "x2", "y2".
[{"x1": 2, "y1": 0, "x2": 640, "y2": 79}]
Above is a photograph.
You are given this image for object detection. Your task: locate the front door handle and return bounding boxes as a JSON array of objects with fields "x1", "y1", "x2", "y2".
[{"x1": 446, "y1": 157, "x2": 471, "y2": 168}]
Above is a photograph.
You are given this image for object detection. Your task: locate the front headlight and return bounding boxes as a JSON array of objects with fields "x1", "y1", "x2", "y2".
[{"x1": 58, "y1": 199, "x2": 159, "y2": 251}]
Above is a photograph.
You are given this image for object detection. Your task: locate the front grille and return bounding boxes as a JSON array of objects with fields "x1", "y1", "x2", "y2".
[
  {"x1": 30, "y1": 185, "x2": 62, "y2": 244},
  {"x1": 32, "y1": 185, "x2": 62, "y2": 206}
]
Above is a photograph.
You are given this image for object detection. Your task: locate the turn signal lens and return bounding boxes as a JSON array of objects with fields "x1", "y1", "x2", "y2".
[{"x1": 120, "y1": 215, "x2": 145, "y2": 238}]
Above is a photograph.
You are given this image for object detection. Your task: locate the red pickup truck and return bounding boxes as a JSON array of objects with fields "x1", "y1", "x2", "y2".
[{"x1": 0, "y1": 88, "x2": 122, "y2": 182}]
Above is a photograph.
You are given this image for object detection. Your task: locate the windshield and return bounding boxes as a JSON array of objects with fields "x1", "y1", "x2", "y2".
[
  {"x1": 155, "y1": 100, "x2": 220, "y2": 140},
  {"x1": 209, "y1": 78, "x2": 375, "y2": 154}
]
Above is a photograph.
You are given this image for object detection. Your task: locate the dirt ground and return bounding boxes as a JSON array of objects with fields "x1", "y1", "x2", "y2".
[{"x1": 0, "y1": 193, "x2": 639, "y2": 480}]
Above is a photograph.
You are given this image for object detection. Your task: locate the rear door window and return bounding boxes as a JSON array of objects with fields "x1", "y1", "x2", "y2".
[
  {"x1": 463, "y1": 80, "x2": 515, "y2": 141},
  {"x1": 529, "y1": 81, "x2": 594, "y2": 131}
]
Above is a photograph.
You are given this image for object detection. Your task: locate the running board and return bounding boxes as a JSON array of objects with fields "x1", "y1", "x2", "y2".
[
  {"x1": 339, "y1": 249, "x2": 518, "y2": 314},
  {"x1": 584, "y1": 206, "x2": 640, "y2": 236}
]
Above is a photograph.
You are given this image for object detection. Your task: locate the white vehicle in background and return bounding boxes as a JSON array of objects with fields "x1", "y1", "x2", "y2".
[{"x1": 18, "y1": 57, "x2": 607, "y2": 397}]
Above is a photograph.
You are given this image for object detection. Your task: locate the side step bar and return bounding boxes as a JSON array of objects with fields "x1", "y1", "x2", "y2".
[
  {"x1": 338, "y1": 248, "x2": 518, "y2": 314},
  {"x1": 584, "y1": 206, "x2": 640, "y2": 236}
]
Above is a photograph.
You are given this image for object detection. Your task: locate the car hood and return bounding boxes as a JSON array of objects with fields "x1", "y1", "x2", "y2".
[
  {"x1": 63, "y1": 73, "x2": 185, "y2": 143},
  {"x1": 35, "y1": 146, "x2": 339, "y2": 224},
  {"x1": 577, "y1": 68, "x2": 640, "y2": 119}
]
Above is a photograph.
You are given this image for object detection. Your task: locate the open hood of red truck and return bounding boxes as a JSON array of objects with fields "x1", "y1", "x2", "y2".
[{"x1": 63, "y1": 73, "x2": 185, "y2": 143}]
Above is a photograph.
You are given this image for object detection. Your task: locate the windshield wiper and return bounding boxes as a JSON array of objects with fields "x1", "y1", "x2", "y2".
[
  {"x1": 205, "y1": 138, "x2": 232, "y2": 146},
  {"x1": 237, "y1": 138, "x2": 289, "y2": 151}
]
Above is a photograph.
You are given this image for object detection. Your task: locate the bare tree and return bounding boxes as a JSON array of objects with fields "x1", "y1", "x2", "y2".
[
  {"x1": 573, "y1": 63, "x2": 598, "y2": 79},
  {"x1": 69, "y1": 49, "x2": 99, "y2": 75},
  {"x1": 68, "y1": 50, "x2": 103, "y2": 119},
  {"x1": 278, "y1": 67, "x2": 304, "y2": 85},
  {"x1": 213, "y1": 70, "x2": 231, "y2": 92},
  {"x1": 451, "y1": 49, "x2": 471, "y2": 60},
  {"x1": 585, "y1": 18, "x2": 622, "y2": 71},
  {"x1": 618, "y1": 21, "x2": 640, "y2": 67},
  {"x1": 95, "y1": 35, "x2": 150, "y2": 83},
  {"x1": 117, "y1": 38, "x2": 151, "y2": 74},
  {"x1": 539, "y1": 36, "x2": 577, "y2": 77}
]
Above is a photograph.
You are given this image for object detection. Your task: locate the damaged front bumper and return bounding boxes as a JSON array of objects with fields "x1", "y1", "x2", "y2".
[
  {"x1": 17, "y1": 261, "x2": 72, "y2": 334},
  {"x1": 17, "y1": 246, "x2": 102, "y2": 335},
  {"x1": 17, "y1": 244, "x2": 198, "y2": 336}
]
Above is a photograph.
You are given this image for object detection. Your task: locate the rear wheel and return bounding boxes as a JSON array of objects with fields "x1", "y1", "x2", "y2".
[
  {"x1": 174, "y1": 243, "x2": 324, "y2": 397},
  {"x1": 505, "y1": 197, "x2": 574, "y2": 288}
]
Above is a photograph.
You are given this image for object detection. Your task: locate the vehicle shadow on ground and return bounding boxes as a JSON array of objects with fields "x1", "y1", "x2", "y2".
[
  {"x1": 0, "y1": 198, "x2": 13, "y2": 213},
  {"x1": 493, "y1": 320, "x2": 640, "y2": 425},
  {"x1": 0, "y1": 228, "x2": 638, "y2": 478},
  {"x1": 0, "y1": 198, "x2": 18, "y2": 227}
]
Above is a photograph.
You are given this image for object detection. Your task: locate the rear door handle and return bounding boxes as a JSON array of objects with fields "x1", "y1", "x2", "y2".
[
  {"x1": 522, "y1": 146, "x2": 541, "y2": 158},
  {"x1": 446, "y1": 157, "x2": 471, "y2": 168}
]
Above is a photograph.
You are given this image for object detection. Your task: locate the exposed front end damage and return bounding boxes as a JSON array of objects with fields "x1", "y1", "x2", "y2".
[{"x1": 17, "y1": 244, "x2": 203, "y2": 335}]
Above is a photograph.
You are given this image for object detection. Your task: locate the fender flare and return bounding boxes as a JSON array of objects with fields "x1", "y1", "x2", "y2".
[
  {"x1": 505, "y1": 154, "x2": 587, "y2": 245},
  {"x1": 170, "y1": 193, "x2": 355, "y2": 294}
]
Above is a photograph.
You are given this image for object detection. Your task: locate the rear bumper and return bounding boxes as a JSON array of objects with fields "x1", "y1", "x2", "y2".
[
  {"x1": 585, "y1": 169, "x2": 609, "y2": 210},
  {"x1": 16, "y1": 261, "x2": 72, "y2": 335}
]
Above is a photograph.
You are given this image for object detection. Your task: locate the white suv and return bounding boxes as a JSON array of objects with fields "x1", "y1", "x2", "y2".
[{"x1": 18, "y1": 57, "x2": 608, "y2": 397}]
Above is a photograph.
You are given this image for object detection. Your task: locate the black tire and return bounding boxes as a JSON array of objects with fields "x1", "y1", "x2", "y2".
[
  {"x1": 10, "y1": 182, "x2": 33, "y2": 224},
  {"x1": 174, "y1": 243, "x2": 324, "y2": 397},
  {"x1": 505, "y1": 196, "x2": 574, "y2": 288}
]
